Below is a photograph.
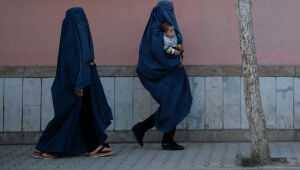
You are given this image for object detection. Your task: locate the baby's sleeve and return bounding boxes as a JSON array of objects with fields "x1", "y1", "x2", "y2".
[{"x1": 163, "y1": 44, "x2": 175, "y2": 54}]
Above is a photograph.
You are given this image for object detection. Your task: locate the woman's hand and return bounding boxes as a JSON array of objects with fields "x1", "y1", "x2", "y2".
[
  {"x1": 75, "y1": 89, "x2": 83, "y2": 97},
  {"x1": 176, "y1": 44, "x2": 184, "y2": 51},
  {"x1": 173, "y1": 50, "x2": 180, "y2": 56}
]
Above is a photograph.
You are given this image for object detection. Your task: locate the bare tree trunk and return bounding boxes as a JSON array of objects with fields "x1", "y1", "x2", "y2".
[{"x1": 234, "y1": 0, "x2": 271, "y2": 164}]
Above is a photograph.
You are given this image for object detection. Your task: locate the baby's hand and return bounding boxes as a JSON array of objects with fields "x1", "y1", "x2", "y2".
[
  {"x1": 75, "y1": 89, "x2": 83, "y2": 97},
  {"x1": 173, "y1": 50, "x2": 180, "y2": 55}
]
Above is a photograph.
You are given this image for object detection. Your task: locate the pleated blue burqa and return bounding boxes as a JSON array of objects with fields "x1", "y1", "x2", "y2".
[
  {"x1": 136, "y1": 1, "x2": 193, "y2": 133},
  {"x1": 35, "y1": 7, "x2": 113, "y2": 157}
]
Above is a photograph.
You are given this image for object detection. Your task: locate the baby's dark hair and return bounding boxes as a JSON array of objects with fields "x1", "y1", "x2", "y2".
[{"x1": 160, "y1": 21, "x2": 173, "y2": 33}]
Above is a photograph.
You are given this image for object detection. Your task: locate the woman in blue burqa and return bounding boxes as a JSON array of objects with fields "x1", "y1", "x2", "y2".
[
  {"x1": 132, "y1": 0, "x2": 192, "y2": 150},
  {"x1": 32, "y1": 7, "x2": 114, "y2": 159}
]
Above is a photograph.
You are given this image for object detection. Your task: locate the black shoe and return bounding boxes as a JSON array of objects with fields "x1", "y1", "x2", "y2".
[
  {"x1": 132, "y1": 123, "x2": 145, "y2": 147},
  {"x1": 161, "y1": 140, "x2": 184, "y2": 150}
]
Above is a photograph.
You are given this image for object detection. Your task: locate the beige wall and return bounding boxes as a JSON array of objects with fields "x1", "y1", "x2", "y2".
[{"x1": 1, "y1": 0, "x2": 300, "y2": 66}]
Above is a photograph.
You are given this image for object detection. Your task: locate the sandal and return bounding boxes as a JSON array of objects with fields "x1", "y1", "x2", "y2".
[
  {"x1": 89, "y1": 143, "x2": 114, "y2": 157},
  {"x1": 102, "y1": 143, "x2": 113, "y2": 152},
  {"x1": 32, "y1": 151, "x2": 57, "y2": 159}
]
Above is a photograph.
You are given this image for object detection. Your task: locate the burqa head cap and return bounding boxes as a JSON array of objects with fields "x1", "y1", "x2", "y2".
[
  {"x1": 66, "y1": 7, "x2": 87, "y2": 18},
  {"x1": 153, "y1": 0, "x2": 177, "y2": 26},
  {"x1": 157, "y1": 0, "x2": 174, "y2": 11}
]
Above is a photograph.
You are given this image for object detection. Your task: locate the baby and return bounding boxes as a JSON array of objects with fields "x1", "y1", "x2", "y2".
[{"x1": 160, "y1": 21, "x2": 184, "y2": 56}]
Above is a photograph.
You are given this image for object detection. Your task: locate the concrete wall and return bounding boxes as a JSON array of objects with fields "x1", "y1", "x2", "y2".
[{"x1": 1, "y1": 0, "x2": 300, "y2": 66}]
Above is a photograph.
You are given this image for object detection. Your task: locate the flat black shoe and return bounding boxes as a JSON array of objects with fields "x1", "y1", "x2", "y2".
[
  {"x1": 162, "y1": 141, "x2": 184, "y2": 150},
  {"x1": 132, "y1": 123, "x2": 145, "y2": 147}
]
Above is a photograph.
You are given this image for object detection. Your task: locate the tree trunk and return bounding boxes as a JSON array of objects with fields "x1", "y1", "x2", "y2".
[{"x1": 234, "y1": 0, "x2": 271, "y2": 164}]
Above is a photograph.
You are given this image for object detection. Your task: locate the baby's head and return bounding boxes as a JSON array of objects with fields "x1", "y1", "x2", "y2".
[{"x1": 160, "y1": 21, "x2": 175, "y2": 38}]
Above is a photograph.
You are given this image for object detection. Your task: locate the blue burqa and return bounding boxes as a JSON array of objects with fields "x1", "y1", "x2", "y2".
[
  {"x1": 137, "y1": 1, "x2": 192, "y2": 133},
  {"x1": 35, "y1": 7, "x2": 113, "y2": 156}
]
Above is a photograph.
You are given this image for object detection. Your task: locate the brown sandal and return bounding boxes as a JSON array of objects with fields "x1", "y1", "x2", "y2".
[
  {"x1": 89, "y1": 143, "x2": 114, "y2": 157},
  {"x1": 32, "y1": 151, "x2": 57, "y2": 159}
]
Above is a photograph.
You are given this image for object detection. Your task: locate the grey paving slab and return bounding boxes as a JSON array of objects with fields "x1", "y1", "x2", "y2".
[
  {"x1": 260, "y1": 77, "x2": 276, "y2": 128},
  {"x1": 41, "y1": 78, "x2": 54, "y2": 130},
  {"x1": 222, "y1": 143, "x2": 239, "y2": 167},
  {"x1": 240, "y1": 77, "x2": 249, "y2": 129},
  {"x1": 23, "y1": 106, "x2": 40, "y2": 131},
  {"x1": 132, "y1": 78, "x2": 152, "y2": 126},
  {"x1": 276, "y1": 77, "x2": 293, "y2": 129},
  {"x1": 205, "y1": 77, "x2": 223, "y2": 129},
  {"x1": 23, "y1": 78, "x2": 41, "y2": 106},
  {"x1": 115, "y1": 77, "x2": 133, "y2": 130},
  {"x1": 100, "y1": 77, "x2": 115, "y2": 131},
  {"x1": 23, "y1": 78, "x2": 41, "y2": 131},
  {"x1": 177, "y1": 116, "x2": 188, "y2": 130},
  {"x1": 1, "y1": 142, "x2": 299, "y2": 170},
  {"x1": 294, "y1": 78, "x2": 300, "y2": 129},
  {"x1": 0, "y1": 78, "x2": 3, "y2": 132},
  {"x1": 223, "y1": 77, "x2": 241, "y2": 129},
  {"x1": 208, "y1": 143, "x2": 226, "y2": 167},
  {"x1": 150, "y1": 98, "x2": 159, "y2": 130},
  {"x1": 151, "y1": 97, "x2": 159, "y2": 113},
  {"x1": 3, "y1": 78, "x2": 22, "y2": 132},
  {"x1": 178, "y1": 75, "x2": 189, "y2": 130},
  {"x1": 188, "y1": 77, "x2": 205, "y2": 130},
  {"x1": 133, "y1": 77, "x2": 144, "y2": 89}
]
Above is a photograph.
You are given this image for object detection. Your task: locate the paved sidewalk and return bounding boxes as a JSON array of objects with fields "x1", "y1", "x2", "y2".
[{"x1": 1, "y1": 142, "x2": 300, "y2": 170}]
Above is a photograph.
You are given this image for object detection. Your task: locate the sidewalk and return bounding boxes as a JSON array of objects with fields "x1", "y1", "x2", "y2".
[{"x1": 1, "y1": 142, "x2": 300, "y2": 170}]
